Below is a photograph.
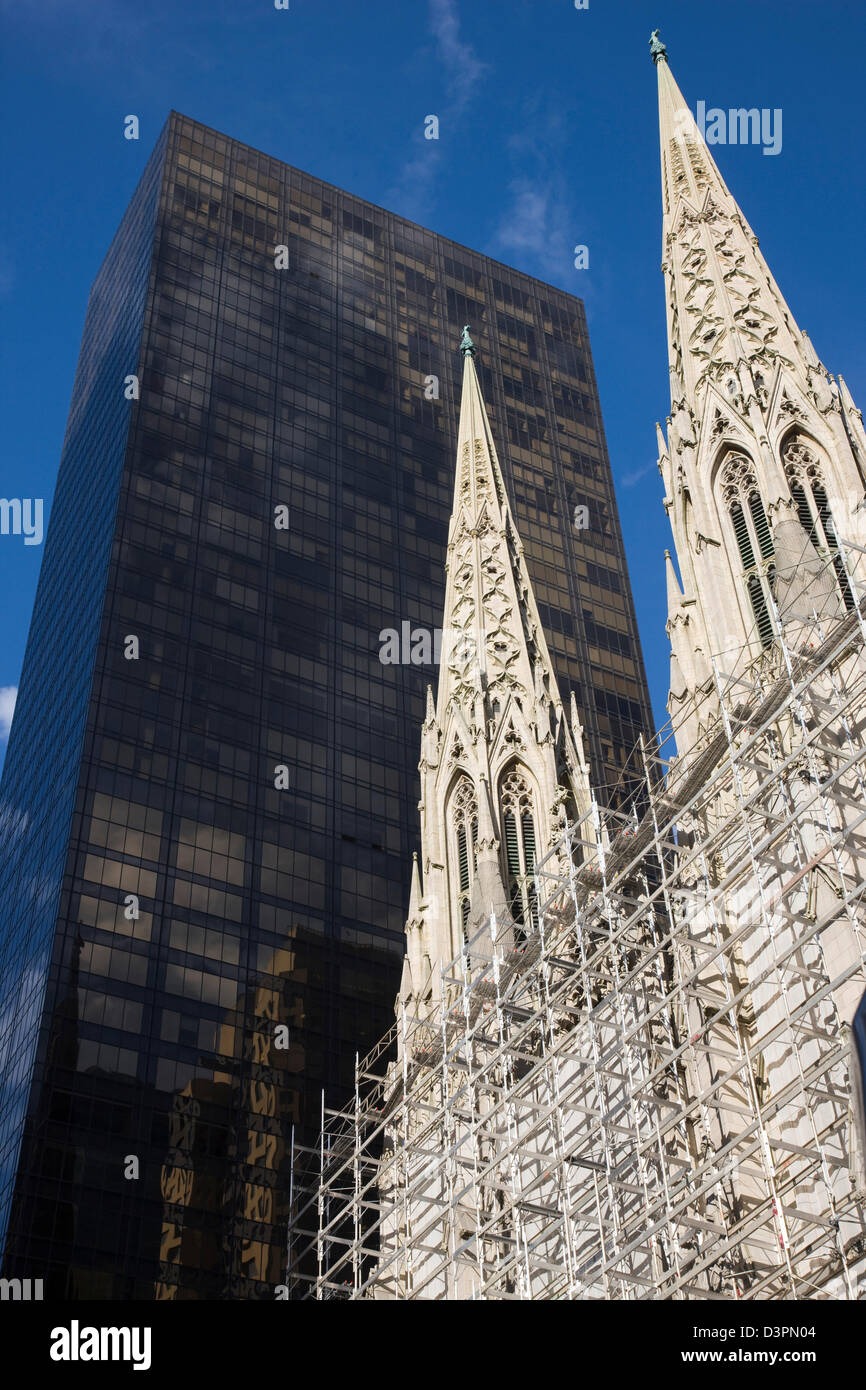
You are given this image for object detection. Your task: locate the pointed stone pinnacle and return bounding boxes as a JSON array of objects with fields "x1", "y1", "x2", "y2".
[
  {"x1": 407, "y1": 852, "x2": 423, "y2": 923},
  {"x1": 665, "y1": 550, "x2": 685, "y2": 616},
  {"x1": 569, "y1": 689, "x2": 590, "y2": 778},
  {"x1": 838, "y1": 375, "x2": 863, "y2": 421}
]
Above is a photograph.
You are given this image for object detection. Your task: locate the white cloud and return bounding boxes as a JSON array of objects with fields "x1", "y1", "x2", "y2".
[
  {"x1": 496, "y1": 181, "x2": 552, "y2": 258},
  {"x1": 0, "y1": 686, "x2": 17, "y2": 740},
  {"x1": 387, "y1": 0, "x2": 487, "y2": 220},
  {"x1": 620, "y1": 463, "x2": 656, "y2": 488},
  {"x1": 489, "y1": 102, "x2": 578, "y2": 285},
  {"x1": 429, "y1": 0, "x2": 486, "y2": 113},
  {"x1": 493, "y1": 177, "x2": 571, "y2": 282}
]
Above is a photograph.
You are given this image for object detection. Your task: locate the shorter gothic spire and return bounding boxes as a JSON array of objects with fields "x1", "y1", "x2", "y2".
[{"x1": 395, "y1": 336, "x2": 596, "y2": 1012}]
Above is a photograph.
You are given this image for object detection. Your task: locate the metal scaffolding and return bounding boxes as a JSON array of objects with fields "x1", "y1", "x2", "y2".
[{"x1": 287, "y1": 555, "x2": 866, "y2": 1300}]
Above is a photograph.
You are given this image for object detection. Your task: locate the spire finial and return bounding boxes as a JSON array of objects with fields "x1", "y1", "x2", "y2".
[
  {"x1": 649, "y1": 28, "x2": 667, "y2": 64},
  {"x1": 459, "y1": 324, "x2": 476, "y2": 357}
]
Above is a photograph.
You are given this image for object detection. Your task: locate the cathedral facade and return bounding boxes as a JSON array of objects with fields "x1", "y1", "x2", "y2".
[{"x1": 287, "y1": 34, "x2": 866, "y2": 1301}]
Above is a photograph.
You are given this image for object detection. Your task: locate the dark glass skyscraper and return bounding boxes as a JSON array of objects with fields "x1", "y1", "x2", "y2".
[{"x1": 0, "y1": 112, "x2": 652, "y2": 1299}]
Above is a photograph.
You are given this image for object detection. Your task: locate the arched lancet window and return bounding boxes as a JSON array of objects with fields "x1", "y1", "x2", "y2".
[
  {"x1": 450, "y1": 776, "x2": 478, "y2": 944},
  {"x1": 783, "y1": 439, "x2": 855, "y2": 611},
  {"x1": 720, "y1": 454, "x2": 776, "y2": 647},
  {"x1": 499, "y1": 767, "x2": 538, "y2": 938}
]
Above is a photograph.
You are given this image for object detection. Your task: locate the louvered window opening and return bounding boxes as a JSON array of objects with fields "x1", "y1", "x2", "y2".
[
  {"x1": 450, "y1": 777, "x2": 478, "y2": 950},
  {"x1": 500, "y1": 768, "x2": 538, "y2": 938},
  {"x1": 729, "y1": 495, "x2": 774, "y2": 647},
  {"x1": 788, "y1": 469, "x2": 856, "y2": 612},
  {"x1": 722, "y1": 455, "x2": 776, "y2": 649}
]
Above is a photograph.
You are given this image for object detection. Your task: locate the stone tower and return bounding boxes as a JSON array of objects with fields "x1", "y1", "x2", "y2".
[
  {"x1": 398, "y1": 330, "x2": 593, "y2": 1018},
  {"x1": 651, "y1": 31, "x2": 866, "y2": 752}
]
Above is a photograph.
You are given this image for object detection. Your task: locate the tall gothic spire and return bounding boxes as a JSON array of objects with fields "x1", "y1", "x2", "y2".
[
  {"x1": 654, "y1": 36, "x2": 801, "y2": 414},
  {"x1": 398, "y1": 333, "x2": 593, "y2": 1017},
  {"x1": 656, "y1": 34, "x2": 734, "y2": 224},
  {"x1": 651, "y1": 31, "x2": 866, "y2": 751}
]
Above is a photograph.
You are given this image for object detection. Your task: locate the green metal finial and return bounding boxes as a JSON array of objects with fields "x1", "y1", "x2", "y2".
[
  {"x1": 459, "y1": 324, "x2": 476, "y2": 357},
  {"x1": 649, "y1": 29, "x2": 667, "y2": 64}
]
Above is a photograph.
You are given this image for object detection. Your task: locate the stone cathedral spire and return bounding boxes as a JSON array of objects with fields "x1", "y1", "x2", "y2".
[
  {"x1": 398, "y1": 330, "x2": 593, "y2": 1018},
  {"x1": 651, "y1": 32, "x2": 866, "y2": 752}
]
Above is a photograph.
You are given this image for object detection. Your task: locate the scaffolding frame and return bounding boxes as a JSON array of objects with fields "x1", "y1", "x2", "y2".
[{"x1": 287, "y1": 557, "x2": 866, "y2": 1300}]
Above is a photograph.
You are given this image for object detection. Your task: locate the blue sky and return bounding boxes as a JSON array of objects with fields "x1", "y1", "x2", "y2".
[{"x1": 1, "y1": 0, "x2": 864, "y2": 767}]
